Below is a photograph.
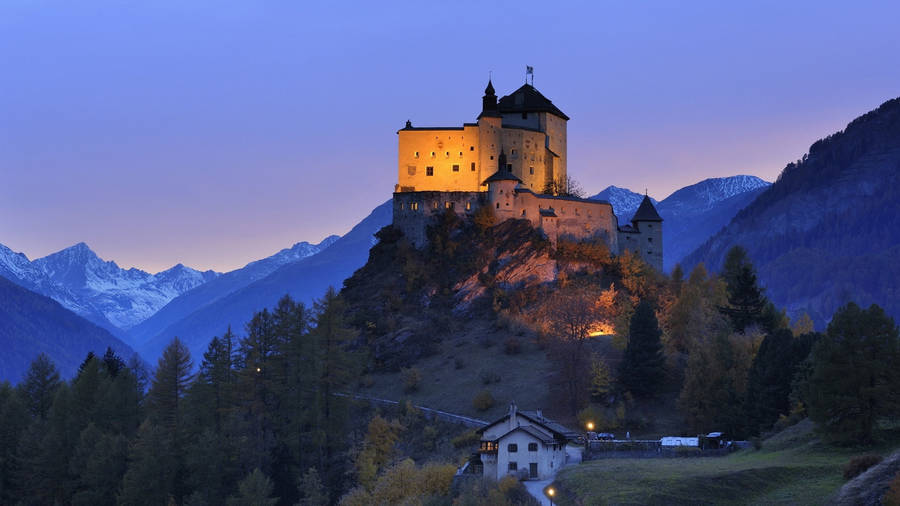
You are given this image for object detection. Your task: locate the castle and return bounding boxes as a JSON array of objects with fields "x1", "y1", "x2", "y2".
[{"x1": 392, "y1": 78, "x2": 663, "y2": 271}]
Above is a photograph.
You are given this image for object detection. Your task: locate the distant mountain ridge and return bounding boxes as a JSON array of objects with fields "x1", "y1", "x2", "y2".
[
  {"x1": 0, "y1": 242, "x2": 220, "y2": 333},
  {"x1": 136, "y1": 202, "x2": 391, "y2": 363},
  {"x1": 0, "y1": 274, "x2": 135, "y2": 383},
  {"x1": 127, "y1": 235, "x2": 340, "y2": 347},
  {"x1": 685, "y1": 96, "x2": 900, "y2": 326},
  {"x1": 590, "y1": 175, "x2": 771, "y2": 270}
]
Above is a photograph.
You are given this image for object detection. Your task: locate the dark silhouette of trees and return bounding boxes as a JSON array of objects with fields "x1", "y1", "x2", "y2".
[{"x1": 618, "y1": 300, "x2": 665, "y2": 398}]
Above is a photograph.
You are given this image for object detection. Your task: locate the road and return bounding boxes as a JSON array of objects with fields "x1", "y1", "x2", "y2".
[{"x1": 523, "y1": 445, "x2": 582, "y2": 505}]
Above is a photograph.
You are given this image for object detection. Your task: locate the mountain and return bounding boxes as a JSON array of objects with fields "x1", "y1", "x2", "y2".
[
  {"x1": 684, "y1": 97, "x2": 900, "y2": 327},
  {"x1": 590, "y1": 176, "x2": 771, "y2": 271},
  {"x1": 659, "y1": 176, "x2": 770, "y2": 270},
  {"x1": 137, "y1": 202, "x2": 392, "y2": 362},
  {"x1": 127, "y1": 235, "x2": 339, "y2": 347},
  {"x1": 590, "y1": 186, "x2": 658, "y2": 223},
  {"x1": 0, "y1": 274, "x2": 135, "y2": 383},
  {"x1": 0, "y1": 242, "x2": 219, "y2": 336}
]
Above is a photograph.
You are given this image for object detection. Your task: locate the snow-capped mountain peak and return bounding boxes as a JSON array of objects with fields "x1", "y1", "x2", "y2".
[
  {"x1": 589, "y1": 186, "x2": 658, "y2": 222},
  {"x1": 661, "y1": 175, "x2": 770, "y2": 215}
]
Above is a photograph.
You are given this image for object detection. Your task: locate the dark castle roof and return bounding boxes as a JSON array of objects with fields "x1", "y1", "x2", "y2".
[
  {"x1": 498, "y1": 84, "x2": 569, "y2": 120},
  {"x1": 631, "y1": 195, "x2": 663, "y2": 222},
  {"x1": 482, "y1": 170, "x2": 522, "y2": 185}
]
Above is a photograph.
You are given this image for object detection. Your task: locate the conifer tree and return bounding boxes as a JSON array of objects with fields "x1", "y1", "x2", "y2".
[
  {"x1": 118, "y1": 421, "x2": 177, "y2": 506},
  {"x1": 806, "y1": 303, "x2": 900, "y2": 444},
  {"x1": 720, "y1": 246, "x2": 767, "y2": 332},
  {"x1": 618, "y1": 300, "x2": 665, "y2": 397},
  {"x1": 148, "y1": 337, "x2": 194, "y2": 434},
  {"x1": 19, "y1": 352, "x2": 61, "y2": 420},
  {"x1": 226, "y1": 468, "x2": 278, "y2": 506},
  {"x1": 0, "y1": 382, "x2": 28, "y2": 502}
]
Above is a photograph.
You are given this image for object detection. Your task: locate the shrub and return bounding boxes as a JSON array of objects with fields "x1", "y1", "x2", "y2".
[
  {"x1": 503, "y1": 337, "x2": 521, "y2": 355},
  {"x1": 883, "y1": 471, "x2": 900, "y2": 506},
  {"x1": 422, "y1": 425, "x2": 440, "y2": 451},
  {"x1": 480, "y1": 370, "x2": 501, "y2": 385},
  {"x1": 451, "y1": 430, "x2": 480, "y2": 449},
  {"x1": 843, "y1": 454, "x2": 883, "y2": 480},
  {"x1": 472, "y1": 389, "x2": 495, "y2": 412},
  {"x1": 401, "y1": 367, "x2": 422, "y2": 393}
]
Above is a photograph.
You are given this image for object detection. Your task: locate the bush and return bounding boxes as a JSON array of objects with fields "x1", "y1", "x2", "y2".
[
  {"x1": 883, "y1": 471, "x2": 900, "y2": 506},
  {"x1": 421, "y1": 425, "x2": 439, "y2": 451},
  {"x1": 843, "y1": 454, "x2": 883, "y2": 480},
  {"x1": 480, "y1": 370, "x2": 501, "y2": 385},
  {"x1": 401, "y1": 367, "x2": 422, "y2": 393},
  {"x1": 503, "y1": 337, "x2": 521, "y2": 355},
  {"x1": 472, "y1": 389, "x2": 495, "y2": 412},
  {"x1": 451, "y1": 430, "x2": 481, "y2": 449}
]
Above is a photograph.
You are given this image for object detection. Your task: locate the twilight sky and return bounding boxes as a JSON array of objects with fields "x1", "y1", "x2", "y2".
[{"x1": 2, "y1": 1, "x2": 899, "y2": 273}]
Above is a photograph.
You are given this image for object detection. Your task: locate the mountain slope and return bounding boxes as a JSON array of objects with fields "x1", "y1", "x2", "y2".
[
  {"x1": 138, "y1": 202, "x2": 392, "y2": 362},
  {"x1": 590, "y1": 186, "x2": 658, "y2": 224},
  {"x1": 0, "y1": 275, "x2": 135, "y2": 383},
  {"x1": 127, "y1": 235, "x2": 338, "y2": 346},
  {"x1": 0, "y1": 242, "x2": 219, "y2": 335},
  {"x1": 684, "y1": 97, "x2": 900, "y2": 326},
  {"x1": 659, "y1": 176, "x2": 770, "y2": 270}
]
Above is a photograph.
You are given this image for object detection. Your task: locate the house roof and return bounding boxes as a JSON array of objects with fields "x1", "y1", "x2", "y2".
[
  {"x1": 630, "y1": 195, "x2": 663, "y2": 223},
  {"x1": 482, "y1": 170, "x2": 522, "y2": 185},
  {"x1": 476, "y1": 408, "x2": 578, "y2": 441},
  {"x1": 493, "y1": 425, "x2": 557, "y2": 444},
  {"x1": 498, "y1": 84, "x2": 570, "y2": 120}
]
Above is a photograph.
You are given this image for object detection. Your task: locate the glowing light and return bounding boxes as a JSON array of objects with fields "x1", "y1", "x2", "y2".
[
  {"x1": 586, "y1": 422, "x2": 594, "y2": 431},
  {"x1": 588, "y1": 321, "x2": 614, "y2": 337},
  {"x1": 547, "y1": 487, "x2": 556, "y2": 497},
  {"x1": 256, "y1": 367, "x2": 261, "y2": 373}
]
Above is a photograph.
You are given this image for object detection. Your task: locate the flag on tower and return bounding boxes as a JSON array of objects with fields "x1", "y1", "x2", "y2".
[{"x1": 526, "y1": 65, "x2": 533, "y2": 74}]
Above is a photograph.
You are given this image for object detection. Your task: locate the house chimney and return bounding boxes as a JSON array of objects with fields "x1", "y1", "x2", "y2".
[
  {"x1": 536, "y1": 409, "x2": 543, "y2": 420},
  {"x1": 508, "y1": 402, "x2": 517, "y2": 430}
]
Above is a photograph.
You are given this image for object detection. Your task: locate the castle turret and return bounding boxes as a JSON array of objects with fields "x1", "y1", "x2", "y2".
[
  {"x1": 628, "y1": 195, "x2": 663, "y2": 271},
  {"x1": 483, "y1": 150, "x2": 521, "y2": 220},
  {"x1": 480, "y1": 79, "x2": 500, "y2": 118}
]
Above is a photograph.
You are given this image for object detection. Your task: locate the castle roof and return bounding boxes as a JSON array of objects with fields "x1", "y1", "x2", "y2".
[
  {"x1": 498, "y1": 84, "x2": 569, "y2": 120},
  {"x1": 630, "y1": 195, "x2": 663, "y2": 223},
  {"x1": 482, "y1": 170, "x2": 522, "y2": 185}
]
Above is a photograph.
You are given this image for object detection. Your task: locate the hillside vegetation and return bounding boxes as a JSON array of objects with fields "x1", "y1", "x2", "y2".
[{"x1": 685, "y1": 97, "x2": 900, "y2": 327}]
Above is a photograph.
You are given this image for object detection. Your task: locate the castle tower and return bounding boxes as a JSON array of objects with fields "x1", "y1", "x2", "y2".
[
  {"x1": 483, "y1": 150, "x2": 520, "y2": 220},
  {"x1": 629, "y1": 195, "x2": 663, "y2": 271},
  {"x1": 477, "y1": 80, "x2": 503, "y2": 189}
]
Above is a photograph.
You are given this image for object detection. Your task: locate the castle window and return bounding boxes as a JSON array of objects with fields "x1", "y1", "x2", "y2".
[
  {"x1": 426, "y1": 166, "x2": 434, "y2": 176},
  {"x1": 407, "y1": 165, "x2": 416, "y2": 176},
  {"x1": 445, "y1": 201, "x2": 453, "y2": 209},
  {"x1": 490, "y1": 156, "x2": 494, "y2": 160},
  {"x1": 414, "y1": 151, "x2": 419, "y2": 158},
  {"x1": 506, "y1": 164, "x2": 512, "y2": 171},
  {"x1": 430, "y1": 151, "x2": 435, "y2": 157},
  {"x1": 521, "y1": 209, "x2": 526, "y2": 216},
  {"x1": 445, "y1": 151, "x2": 449, "y2": 157},
  {"x1": 459, "y1": 151, "x2": 463, "y2": 157},
  {"x1": 466, "y1": 202, "x2": 471, "y2": 211},
  {"x1": 400, "y1": 202, "x2": 404, "y2": 210},
  {"x1": 470, "y1": 146, "x2": 474, "y2": 151},
  {"x1": 471, "y1": 162, "x2": 476, "y2": 171},
  {"x1": 496, "y1": 203, "x2": 500, "y2": 209},
  {"x1": 452, "y1": 164, "x2": 459, "y2": 172},
  {"x1": 433, "y1": 201, "x2": 439, "y2": 209},
  {"x1": 411, "y1": 202, "x2": 419, "y2": 211},
  {"x1": 529, "y1": 167, "x2": 534, "y2": 175},
  {"x1": 648, "y1": 237, "x2": 653, "y2": 243}
]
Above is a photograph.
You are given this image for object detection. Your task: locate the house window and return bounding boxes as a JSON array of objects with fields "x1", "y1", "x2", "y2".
[
  {"x1": 471, "y1": 162, "x2": 476, "y2": 171},
  {"x1": 529, "y1": 166, "x2": 534, "y2": 175},
  {"x1": 408, "y1": 165, "x2": 416, "y2": 176},
  {"x1": 508, "y1": 443, "x2": 518, "y2": 453},
  {"x1": 528, "y1": 443, "x2": 538, "y2": 451},
  {"x1": 426, "y1": 166, "x2": 434, "y2": 176},
  {"x1": 452, "y1": 164, "x2": 459, "y2": 172},
  {"x1": 648, "y1": 237, "x2": 653, "y2": 243},
  {"x1": 508, "y1": 462, "x2": 517, "y2": 472}
]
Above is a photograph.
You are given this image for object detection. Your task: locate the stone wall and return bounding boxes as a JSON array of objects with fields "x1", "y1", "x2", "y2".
[{"x1": 392, "y1": 191, "x2": 486, "y2": 247}]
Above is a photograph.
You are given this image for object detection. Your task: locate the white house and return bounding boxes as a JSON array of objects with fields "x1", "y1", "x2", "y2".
[{"x1": 476, "y1": 402, "x2": 578, "y2": 481}]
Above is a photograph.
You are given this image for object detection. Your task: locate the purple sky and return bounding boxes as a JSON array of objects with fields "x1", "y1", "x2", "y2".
[{"x1": 2, "y1": 1, "x2": 899, "y2": 273}]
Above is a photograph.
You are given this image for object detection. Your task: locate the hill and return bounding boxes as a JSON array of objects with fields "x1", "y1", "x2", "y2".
[
  {"x1": 137, "y1": 201, "x2": 391, "y2": 362},
  {"x1": 0, "y1": 274, "x2": 135, "y2": 382},
  {"x1": 684, "y1": 97, "x2": 900, "y2": 326}
]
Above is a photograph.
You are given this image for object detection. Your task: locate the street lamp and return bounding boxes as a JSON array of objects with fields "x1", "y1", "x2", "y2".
[
  {"x1": 546, "y1": 486, "x2": 556, "y2": 505},
  {"x1": 586, "y1": 421, "x2": 594, "y2": 431}
]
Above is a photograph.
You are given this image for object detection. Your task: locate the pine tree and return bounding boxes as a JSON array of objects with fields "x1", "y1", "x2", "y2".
[
  {"x1": 295, "y1": 467, "x2": 327, "y2": 506},
  {"x1": 148, "y1": 337, "x2": 194, "y2": 434},
  {"x1": 0, "y1": 383, "x2": 28, "y2": 502},
  {"x1": 618, "y1": 300, "x2": 665, "y2": 397},
  {"x1": 719, "y1": 246, "x2": 767, "y2": 332},
  {"x1": 806, "y1": 303, "x2": 900, "y2": 444},
  {"x1": 118, "y1": 421, "x2": 177, "y2": 506},
  {"x1": 226, "y1": 468, "x2": 278, "y2": 506},
  {"x1": 19, "y1": 352, "x2": 61, "y2": 421}
]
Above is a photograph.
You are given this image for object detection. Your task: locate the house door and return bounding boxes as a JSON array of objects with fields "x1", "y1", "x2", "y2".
[{"x1": 529, "y1": 463, "x2": 538, "y2": 479}]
